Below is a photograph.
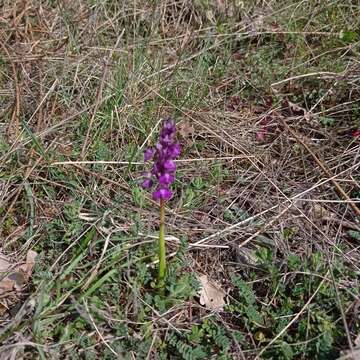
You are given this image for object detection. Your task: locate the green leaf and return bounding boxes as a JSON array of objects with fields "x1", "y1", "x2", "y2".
[
  {"x1": 319, "y1": 116, "x2": 335, "y2": 126},
  {"x1": 79, "y1": 269, "x2": 117, "y2": 300},
  {"x1": 230, "y1": 275, "x2": 256, "y2": 305},
  {"x1": 287, "y1": 254, "x2": 302, "y2": 271},
  {"x1": 339, "y1": 30, "x2": 359, "y2": 43},
  {"x1": 281, "y1": 341, "x2": 294, "y2": 360},
  {"x1": 21, "y1": 120, "x2": 49, "y2": 161},
  {"x1": 244, "y1": 304, "x2": 263, "y2": 326},
  {"x1": 132, "y1": 187, "x2": 146, "y2": 207},
  {"x1": 348, "y1": 230, "x2": 360, "y2": 241}
]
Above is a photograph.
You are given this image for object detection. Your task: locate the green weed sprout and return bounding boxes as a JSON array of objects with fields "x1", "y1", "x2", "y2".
[{"x1": 142, "y1": 119, "x2": 181, "y2": 290}]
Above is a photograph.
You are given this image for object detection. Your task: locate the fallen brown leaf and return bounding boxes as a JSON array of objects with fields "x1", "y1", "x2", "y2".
[
  {"x1": 178, "y1": 120, "x2": 195, "y2": 139},
  {"x1": 313, "y1": 203, "x2": 333, "y2": 218},
  {"x1": 20, "y1": 250, "x2": 37, "y2": 278},
  {"x1": 198, "y1": 274, "x2": 226, "y2": 311},
  {"x1": 0, "y1": 250, "x2": 38, "y2": 296}
]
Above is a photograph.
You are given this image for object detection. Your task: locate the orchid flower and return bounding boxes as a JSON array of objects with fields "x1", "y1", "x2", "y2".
[{"x1": 142, "y1": 118, "x2": 181, "y2": 289}]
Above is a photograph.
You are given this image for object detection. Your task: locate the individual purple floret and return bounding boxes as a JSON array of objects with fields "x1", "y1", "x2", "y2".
[
  {"x1": 158, "y1": 173, "x2": 174, "y2": 186},
  {"x1": 141, "y1": 118, "x2": 181, "y2": 201},
  {"x1": 144, "y1": 148, "x2": 155, "y2": 162},
  {"x1": 163, "y1": 159, "x2": 176, "y2": 172},
  {"x1": 153, "y1": 187, "x2": 172, "y2": 201},
  {"x1": 141, "y1": 172, "x2": 153, "y2": 189}
]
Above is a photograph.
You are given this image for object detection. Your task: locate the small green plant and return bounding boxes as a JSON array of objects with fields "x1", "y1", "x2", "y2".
[
  {"x1": 167, "y1": 319, "x2": 233, "y2": 360},
  {"x1": 348, "y1": 230, "x2": 360, "y2": 241},
  {"x1": 319, "y1": 116, "x2": 336, "y2": 126}
]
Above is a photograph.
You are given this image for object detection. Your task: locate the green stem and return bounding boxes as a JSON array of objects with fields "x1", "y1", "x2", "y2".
[{"x1": 158, "y1": 199, "x2": 166, "y2": 290}]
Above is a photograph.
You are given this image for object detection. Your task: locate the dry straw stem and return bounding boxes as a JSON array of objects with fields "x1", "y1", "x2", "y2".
[
  {"x1": 270, "y1": 71, "x2": 345, "y2": 88},
  {"x1": 51, "y1": 155, "x2": 250, "y2": 166},
  {"x1": 278, "y1": 118, "x2": 360, "y2": 219}
]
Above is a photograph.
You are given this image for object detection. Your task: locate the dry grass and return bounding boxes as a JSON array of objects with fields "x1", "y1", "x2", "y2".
[{"x1": 0, "y1": 0, "x2": 359, "y2": 359}]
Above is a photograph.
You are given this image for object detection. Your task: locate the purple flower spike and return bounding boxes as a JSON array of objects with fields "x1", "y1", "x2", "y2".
[
  {"x1": 141, "y1": 118, "x2": 181, "y2": 202},
  {"x1": 144, "y1": 148, "x2": 155, "y2": 161},
  {"x1": 153, "y1": 187, "x2": 172, "y2": 201}
]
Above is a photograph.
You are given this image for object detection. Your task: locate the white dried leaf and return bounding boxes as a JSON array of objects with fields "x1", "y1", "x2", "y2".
[{"x1": 198, "y1": 274, "x2": 226, "y2": 311}]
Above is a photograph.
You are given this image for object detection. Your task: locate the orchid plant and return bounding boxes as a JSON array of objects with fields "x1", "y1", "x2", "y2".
[{"x1": 142, "y1": 118, "x2": 181, "y2": 289}]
